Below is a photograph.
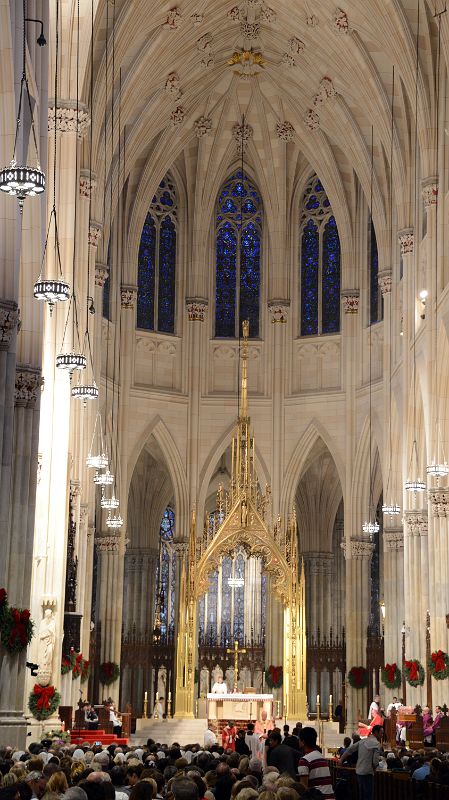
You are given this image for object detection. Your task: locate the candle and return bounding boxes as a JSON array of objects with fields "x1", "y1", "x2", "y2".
[
  {"x1": 317, "y1": 694, "x2": 320, "y2": 705},
  {"x1": 168, "y1": 691, "x2": 172, "y2": 701},
  {"x1": 144, "y1": 691, "x2": 147, "y2": 702},
  {"x1": 329, "y1": 694, "x2": 332, "y2": 705},
  {"x1": 156, "y1": 691, "x2": 159, "y2": 700}
]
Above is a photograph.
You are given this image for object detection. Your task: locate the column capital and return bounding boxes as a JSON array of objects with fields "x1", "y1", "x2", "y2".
[
  {"x1": 95, "y1": 535, "x2": 120, "y2": 553},
  {"x1": 268, "y1": 299, "x2": 290, "y2": 324},
  {"x1": 0, "y1": 299, "x2": 19, "y2": 350},
  {"x1": 304, "y1": 551, "x2": 333, "y2": 574},
  {"x1": 95, "y1": 263, "x2": 109, "y2": 288},
  {"x1": 341, "y1": 289, "x2": 359, "y2": 315},
  {"x1": 428, "y1": 489, "x2": 449, "y2": 517},
  {"x1": 14, "y1": 363, "x2": 42, "y2": 407},
  {"x1": 48, "y1": 100, "x2": 90, "y2": 135},
  {"x1": 341, "y1": 538, "x2": 374, "y2": 559},
  {"x1": 89, "y1": 221, "x2": 102, "y2": 248},
  {"x1": 383, "y1": 527, "x2": 404, "y2": 551},
  {"x1": 79, "y1": 169, "x2": 97, "y2": 198},
  {"x1": 121, "y1": 285, "x2": 138, "y2": 309},
  {"x1": 172, "y1": 539, "x2": 189, "y2": 557},
  {"x1": 421, "y1": 177, "x2": 438, "y2": 209},
  {"x1": 404, "y1": 509, "x2": 428, "y2": 536},
  {"x1": 378, "y1": 269, "x2": 392, "y2": 296},
  {"x1": 398, "y1": 228, "x2": 414, "y2": 256},
  {"x1": 186, "y1": 297, "x2": 208, "y2": 322}
]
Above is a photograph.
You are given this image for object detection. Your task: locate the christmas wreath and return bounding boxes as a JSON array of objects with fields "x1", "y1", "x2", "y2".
[
  {"x1": 61, "y1": 650, "x2": 75, "y2": 675},
  {"x1": 72, "y1": 652, "x2": 84, "y2": 680},
  {"x1": 28, "y1": 684, "x2": 61, "y2": 721},
  {"x1": 348, "y1": 666, "x2": 369, "y2": 689},
  {"x1": 403, "y1": 659, "x2": 425, "y2": 687},
  {"x1": 0, "y1": 606, "x2": 34, "y2": 653},
  {"x1": 265, "y1": 665, "x2": 283, "y2": 689},
  {"x1": 0, "y1": 588, "x2": 7, "y2": 619},
  {"x1": 99, "y1": 661, "x2": 120, "y2": 685},
  {"x1": 80, "y1": 658, "x2": 90, "y2": 684},
  {"x1": 381, "y1": 662, "x2": 402, "y2": 690},
  {"x1": 429, "y1": 650, "x2": 449, "y2": 680}
]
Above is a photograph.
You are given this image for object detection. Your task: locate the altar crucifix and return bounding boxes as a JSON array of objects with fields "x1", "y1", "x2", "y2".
[{"x1": 227, "y1": 640, "x2": 247, "y2": 688}]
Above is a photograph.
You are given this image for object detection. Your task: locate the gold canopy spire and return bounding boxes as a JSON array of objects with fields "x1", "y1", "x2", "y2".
[{"x1": 239, "y1": 319, "x2": 249, "y2": 422}]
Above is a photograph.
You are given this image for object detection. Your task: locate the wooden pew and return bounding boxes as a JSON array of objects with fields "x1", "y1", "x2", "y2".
[
  {"x1": 397, "y1": 710, "x2": 424, "y2": 750},
  {"x1": 384, "y1": 708, "x2": 398, "y2": 748},
  {"x1": 435, "y1": 715, "x2": 449, "y2": 753}
]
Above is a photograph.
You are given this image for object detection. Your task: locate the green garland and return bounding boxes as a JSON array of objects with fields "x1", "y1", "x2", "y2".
[
  {"x1": 80, "y1": 658, "x2": 90, "y2": 684},
  {"x1": 429, "y1": 650, "x2": 449, "y2": 680},
  {"x1": 61, "y1": 651, "x2": 75, "y2": 675},
  {"x1": 0, "y1": 606, "x2": 34, "y2": 653},
  {"x1": 381, "y1": 662, "x2": 402, "y2": 690},
  {"x1": 348, "y1": 666, "x2": 369, "y2": 689},
  {"x1": 265, "y1": 665, "x2": 283, "y2": 689},
  {"x1": 99, "y1": 661, "x2": 120, "y2": 685},
  {"x1": 28, "y1": 684, "x2": 61, "y2": 721},
  {"x1": 403, "y1": 659, "x2": 425, "y2": 687}
]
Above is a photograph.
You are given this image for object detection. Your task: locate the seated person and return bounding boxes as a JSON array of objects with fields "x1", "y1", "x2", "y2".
[
  {"x1": 107, "y1": 701, "x2": 122, "y2": 736},
  {"x1": 358, "y1": 710, "x2": 384, "y2": 737},
  {"x1": 83, "y1": 701, "x2": 99, "y2": 730},
  {"x1": 211, "y1": 675, "x2": 227, "y2": 694}
]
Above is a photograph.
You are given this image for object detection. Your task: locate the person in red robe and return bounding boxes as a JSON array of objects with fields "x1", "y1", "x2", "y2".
[
  {"x1": 222, "y1": 720, "x2": 238, "y2": 751},
  {"x1": 358, "y1": 711, "x2": 384, "y2": 737}
]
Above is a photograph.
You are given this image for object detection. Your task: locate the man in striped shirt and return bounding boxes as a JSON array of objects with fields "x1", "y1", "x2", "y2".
[{"x1": 298, "y1": 727, "x2": 335, "y2": 798}]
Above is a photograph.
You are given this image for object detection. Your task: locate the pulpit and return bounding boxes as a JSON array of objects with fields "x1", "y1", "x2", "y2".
[{"x1": 207, "y1": 693, "x2": 273, "y2": 721}]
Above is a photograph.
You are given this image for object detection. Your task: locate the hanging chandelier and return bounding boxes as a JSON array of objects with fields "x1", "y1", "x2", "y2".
[
  {"x1": 56, "y1": 351, "x2": 87, "y2": 372},
  {"x1": 0, "y1": 2, "x2": 45, "y2": 209},
  {"x1": 71, "y1": 381, "x2": 99, "y2": 402},
  {"x1": 101, "y1": 490, "x2": 119, "y2": 510},
  {"x1": 93, "y1": 469, "x2": 114, "y2": 486},
  {"x1": 362, "y1": 519, "x2": 380, "y2": 536},
  {"x1": 106, "y1": 512, "x2": 123, "y2": 529},
  {"x1": 381, "y1": 502, "x2": 401, "y2": 516},
  {"x1": 426, "y1": 461, "x2": 449, "y2": 479},
  {"x1": 34, "y1": 278, "x2": 70, "y2": 313},
  {"x1": 405, "y1": 477, "x2": 426, "y2": 493},
  {"x1": 405, "y1": 441, "x2": 426, "y2": 492},
  {"x1": 86, "y1": 413, "x2": 109, "y2": 469}
]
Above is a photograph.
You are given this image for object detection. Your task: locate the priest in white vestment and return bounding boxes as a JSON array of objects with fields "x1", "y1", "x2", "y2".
[{"x1": 211, "y1": 675, "x2": 228, "y2": 694}]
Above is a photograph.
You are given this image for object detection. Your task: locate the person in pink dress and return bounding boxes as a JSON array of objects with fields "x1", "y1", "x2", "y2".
[{"x1": 254, "y1": 709, "x2": 275, "y2": 760}]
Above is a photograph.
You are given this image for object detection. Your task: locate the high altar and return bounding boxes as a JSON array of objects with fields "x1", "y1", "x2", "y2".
[
  {"x1": 207, "y1": 693, "x2": 273, "y2": 721},
  {"x1": 174, "y1": 322, "x2": 307, "y2": 720}
]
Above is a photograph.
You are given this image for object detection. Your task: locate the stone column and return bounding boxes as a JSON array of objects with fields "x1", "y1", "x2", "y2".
[
  {"x1": 343, "y1": 539, "x2": 374, "y2": 730},
  {"x1": 428, "y1": 490, "x2": 449, "y2": 705},
  {"x1": 0, "y1": 301, "x2": 20, "y2": 556},
  {"x1": 382, "y1": 528, "x2": 404, "y2": 665},
  {"x1": 96, "y1": 534, "x2": 121, "y2": 702},
  {"x1": 403, "y1": 510, "x2": 428, "y2": 706},
  {"x1": 0, "y1": 365, "x2": 41, "y2": 747}
]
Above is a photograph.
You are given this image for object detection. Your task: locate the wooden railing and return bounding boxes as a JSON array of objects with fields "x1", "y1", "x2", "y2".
[{"x1": 327, "y1": 762, "x2": 449, "y2": 799}]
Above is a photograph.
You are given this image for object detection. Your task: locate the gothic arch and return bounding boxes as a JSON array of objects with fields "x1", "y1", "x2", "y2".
[{"x1": 281, "y1": 419, "x2": 345, "y2": 519}]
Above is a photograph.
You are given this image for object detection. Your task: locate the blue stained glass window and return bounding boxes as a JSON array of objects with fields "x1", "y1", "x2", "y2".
[
  {"x1": 221, "y1": 557, "x2": 232, "y2": 642},
  {"x1": 137, "y1": 213, "x2": 156, "y2": 330},
  {"x1": 300, "y1": 174, "x2": 341, "y2": 336},
  {"x1": 157, "y1": 507, "x2": 176, "y2": 638},
  {"x1": 158, "y1": 216, "x2": 176, "y2": 333},
  {"x1": 137, "y1": 173, "x2": 177, "y2": 333},
  {"x1": 207, "y1": 571, "x2": 219, "y2": 636},
  {"x1": 370, "y1": 221, "x2": 381, "y2": 324},
  {"x1": 216, "y1": 222, "x2": 237, "y2": 337},
  {"x1": 322, "y1": 216, "x2": 341, "y2": 333},
  {"x1": 215, "y1": 171, "x2": 262, "y2": 338},
  {"x1": 301, "y1": 220, "x2": 319, "y2": 336},
  {"x1": 233, "y1": 554, "x2": 245, "y2": 644}
]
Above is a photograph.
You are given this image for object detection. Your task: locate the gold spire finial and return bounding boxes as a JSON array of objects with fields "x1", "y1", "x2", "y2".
[{"x1": 240, "y1": 320, "x2": 249, "y2": 421}]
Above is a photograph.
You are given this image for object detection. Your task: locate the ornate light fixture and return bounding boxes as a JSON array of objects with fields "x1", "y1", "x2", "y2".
[
  {"x1": 86, "y1": 416, "x2": 109, "y2": 472},
  {"x1": 106, "y1": 512, "x2": 123, "y2": 529},
  {"x1": 56, "y1": 351, "x2": 87, "y2": 372},
  {"x1": 362, "y1": 519, "x2": 380, "y2": 536},
  {"x1": 405, "y1": 440, "x2": 426, "y2": 493},
  {"x1": 0, "y1": 2, "x2": 45, "y2": 209},
  {"x1": 71, "y1": 382, "x2": 99, "y2": 403},
  {"x1": 426, "y1": 461, "x2": 449, "y2": 479},
  {"x1": 34, "y1": 279, "x2": 70, "y2": 313},
  {"x1": 101, "y1": 490, "x2": 119, "y2": 510},
  {"x1": 228, "y1": 576, "x2": 245, "y2": 588},
  {"x1": 381, "y1": 502, "x2": 401, "y2": 516},
  {"x1": 93, "y1": 469, "x2": 114, "y2": 486}
]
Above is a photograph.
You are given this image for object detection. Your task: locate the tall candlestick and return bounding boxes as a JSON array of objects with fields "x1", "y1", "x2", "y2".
[
  {"x1": 144, "y1": 691, "x2": 147, "y2": 702},
  {"x1": 168, "y1": 691, "x2": 172, "y2": 701},
  {"x1": 317, "y1": 694, "x2": 320, "y2": 705}
]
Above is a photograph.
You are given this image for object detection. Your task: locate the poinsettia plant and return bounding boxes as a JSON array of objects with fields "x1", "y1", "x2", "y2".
[
  {"x1": 72, "y1": 652, "x2": 84, "y2": 680},
  {"x1": 28, "y1": 684, "x2": 61, "y2": 721},
  {"x1": 265, "y1": 665, "x2": 283, "y2": 689},
  {"x1": 80, "y1": 658, "x2": 90, "y2": 684},
  {"x1": 403, "y1": 658, "x2": 425, "y2": 687},
  {"x1": 61, "y1": 649, "x2": 75, "y2": 675},
  {"x1": 381, "y1": 662, "x2": 402, "y2": 690},
  {"x1": 348, "y1": 666, "x2": 368, "y2": 689},
  {"x1": 429, "y1": 650, "x2": 449, "y2": 680},
  {"x1": 99, "y1": 661, "x2": 120, "y2": 685},
  {"x1": 0, "y1": 606, "x2": 34, "y2": 653}
]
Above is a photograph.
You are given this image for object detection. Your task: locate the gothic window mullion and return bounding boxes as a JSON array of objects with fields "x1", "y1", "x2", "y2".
[
  {"x1": 235, "y1": 225, "x2": 242, "y2": 338},
  {"x1": 154, "y1": 222, "x2": 161, "y2": 331},
  {"x1": 318, "y1": 225, "x2": 324, "y2": 334}
]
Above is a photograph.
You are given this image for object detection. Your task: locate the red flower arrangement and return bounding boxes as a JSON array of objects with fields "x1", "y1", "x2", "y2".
[
  {"x1": 99, "y1": 661, "x2": 120, "y2": 685},
  {"x1": 28, "y1": 684, "x2": 61, "y2": 720},
  {"x1": 429, "y1": 650, "x2": 449, "y2": 680},
  {"x1": 265, "y1": 665, "x2": 283, "y2": 689},
  {"x1": 80, "y1": 658, "x2": 90, "y2": 684},
  {"x1": 381, "y1": 662, "x2": 401, "y2": 690},
  {"x1": 0, "y1": 606, "x2": 34, "y2": 653},
  {"x1": 72, "y1": 652, "x2": 84, "y2": 680},
  {"x1": 61, "y1": 649, "x2": 75, "y2": 675},
  {"x1": 0, "y1": 588, "x2": 7, "y2": 610},
  {"x1": 348, "y1": 666, "x2": 368, "y2": 689},
  {"x1": 403, "y1": 658, "x2": 425, "y2": 687}
]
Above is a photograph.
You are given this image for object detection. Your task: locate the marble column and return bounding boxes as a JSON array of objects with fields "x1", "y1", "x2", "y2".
[
  {"x1": 428, "y1": 490, "x2": 449, "y2": 705},
  {"x1": 0, "y1": 301, "x2": 20, "y2": 555},
  {"x1": 96, "y1": 534, "x2": 121, "y2": 702},
  {"x1": 382, "y1": 528, "x2": 404, "y2": 665},
  {"x1": 403, "y1": 510, "x2": 428, "y2": 706},
  {"x1": 343, "y1": 539, "x2": 374, "y2": 730}
]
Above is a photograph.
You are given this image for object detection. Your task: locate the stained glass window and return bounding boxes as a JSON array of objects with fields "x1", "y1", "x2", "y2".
[
  {"x1": 300, "y1": 175, "x2": 341, "y2": 336},
  {"x1": 103, "y1": 239, "x2": 112, "y2": 320},
  {"x1": 157, "y1": 507, "x2": 176, "y2": 637},
  {"x1": 137, "y1": 174, "x2": 177, "y2": 333},
  {"x1": 370, "y1": 221, "x2": 382, "y2": 324},
  {"x1": 215, "y1": 171, "x2": 262, "y2": 338}
]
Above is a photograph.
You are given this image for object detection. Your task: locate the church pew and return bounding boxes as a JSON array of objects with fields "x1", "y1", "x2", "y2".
[
  {"x1": 327, "y1": 762, "x2": 449, "y2": 799},
  {"x1": 384, "y1": 708, "x2": 398, "y2": 748},
  {"x1": 435, "y1": 715, "x2": 449, "y2": 753}
]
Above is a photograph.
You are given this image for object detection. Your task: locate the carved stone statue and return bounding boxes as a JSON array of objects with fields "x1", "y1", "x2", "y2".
[{"x1": 37, "y1": 609, "x2": 56, "y2": 687}]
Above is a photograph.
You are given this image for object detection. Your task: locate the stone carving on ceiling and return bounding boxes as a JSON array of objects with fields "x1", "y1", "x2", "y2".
[
  {"x1": 313, "y1": 77, "x2": 337, "y2": 106},
  {"x1": 276, "y1": 121, "x2": 295, "y2": 141},
  {"x1": 241, "y1": 21, "x2": 261, "y2": 39},
  {"x1": 164, "y1": 8, "x2": 182, "y2": 29},
  {"x1": 305, "y1": 109, "x2": 320, "y2": 130},
  {"x1": 290, "y1": 37, "x2": 305, "y2": 54},
  {"x1": 191, "y1": 12, "x2": 204, "y2": 26},
  {"x1": 282, "y1": 52, "x2": 296, "y2": 67},
  {"x1": 170, "y1": 106, "x2": 186, "y2": 126},
  {"x1": 165, "y1": 72, "x2": 182, "y2": 100},
  {"x1": 232, "y1": 121, "x2": 253, "y2": 153},
  {"x1": 197, "y1": 32, "x2": 215, "y2": 68},
  {"x1": 334, "y1": 8, "x2": 350, "y2": 34},
  {"x1": 194, "y1": 116, "x2": 213, "y2": 137},
  {"x1": 306, "y1": 14, "x2": 319, "y2": 27}
]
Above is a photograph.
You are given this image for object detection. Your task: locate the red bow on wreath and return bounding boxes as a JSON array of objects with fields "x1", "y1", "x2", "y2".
[
  {"x1": 431, "y1": 650, "x2": 446, "y2": 673},
  {"x1": 405, "y1": 660, "x2": 418, "y2": 681},
  {"x1": 33, "y1": 684, "x2": 55, "y2": 711},
  {"x1": 9, "y1": 608, "x2": 31, "y2": 646},
  {"x1": 385, "y1": 663, "x2": 397, "y2": 682},
  {"x1": 269, "y1": 666, "x2": 281, "y2": 685}
]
